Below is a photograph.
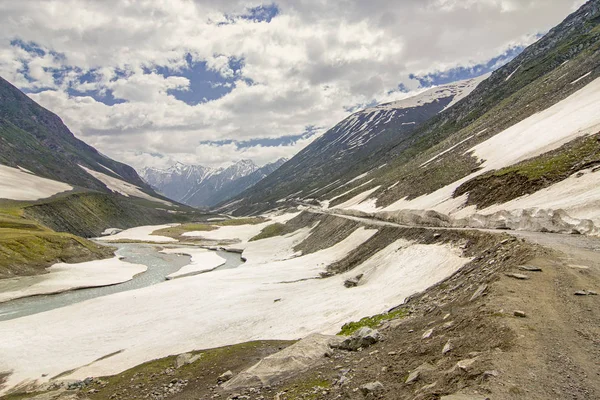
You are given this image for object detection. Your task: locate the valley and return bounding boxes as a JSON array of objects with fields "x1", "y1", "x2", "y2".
[{"x1": 1, "y1": 1, "x2": 600, "y2": 400}]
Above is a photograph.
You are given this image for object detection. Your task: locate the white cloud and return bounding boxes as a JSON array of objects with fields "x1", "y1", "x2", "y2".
[{"x1": 0, "y1": 0, "x2": 584, "y2": 169}]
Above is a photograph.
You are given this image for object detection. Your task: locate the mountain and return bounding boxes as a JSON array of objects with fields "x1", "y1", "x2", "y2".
[
  {"x1": 216, "y1": 76, "x2": 486, "y2": 213},
  {"x1": 221, "y1": 0, "x2": 600, "y2": 216},
  {"x1": 141, "y1": 158, "x2": 287, "y2": 208},
  {"x1": 0, "y1": 77, "x2": 157, "y2": 194},
  {"x1": 0, "y1": 76, "x2": 205, "y2": 238}
]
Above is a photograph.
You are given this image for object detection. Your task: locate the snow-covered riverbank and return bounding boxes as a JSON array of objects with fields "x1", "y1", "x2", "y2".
[
  {"x1": 0, "y1": 220, "x2": 468, "y2": 393},
  {"x1": 0, "y1": 257, "x2": 147, "y2": 303}
]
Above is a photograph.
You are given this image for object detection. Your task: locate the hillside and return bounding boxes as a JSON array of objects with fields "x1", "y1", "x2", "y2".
[
  {"x1": 0, "y1": 78, "x2": 210, "y2": 278},
  {"x1": 141, "y1": 158, "x2": 287, "y2": 208},
  {"x1": 218, "y1": 77, "x2": 485, "y2": 214},
  {"x1": 221, "y1": 0, "x2": 600, "y2": 219}
]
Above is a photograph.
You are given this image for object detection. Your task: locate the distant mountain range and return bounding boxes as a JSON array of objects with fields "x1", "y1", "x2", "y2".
[{"x1": 140, "y1": 158, "x2": 287, "y2": 208}]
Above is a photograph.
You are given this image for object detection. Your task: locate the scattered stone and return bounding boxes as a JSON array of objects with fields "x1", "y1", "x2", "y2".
[
  {"x1": 513, "y1": 310, "x2": 527, "y2": 318},
  {"x1": 405, "y1": 370, "x2": 421, "y2": 384},
  {"x1": 442, "y1": 340, "x2": 453, "y2": 354},
  {"x1": 505, "y1": 273, "x2": 530, "y2": 280},
  {"x1": 337, "y1": 327, "x2": 381, "y2": 351},
  {"x1": 405, "y1": 363, "x2": 435, "y2": 384},
  {"x1": 469, "y1": 284, "x2": 488, "y2": 302},
  {"x1": 273, "y1": 298, "x2": 282, "y2": 303},
  {"x1": 217, "y1": 370, "x2": 234, "y2": 384},
  {"x1": 456, "y1": 358, "x2": 478, "y2": 372},
  {"x1": 422, "y1": 328, "x2": 434, "y2": 339},
  {"x1": 359, "y1": 381, "x2": 384, "y2": 397},
  {"x1": 575, "y1": 290, "x2": 598, "y2": 296},
  {"x1": 483, "y1": 370, "x2": 500, "y2": 378},
  {"x1": 441, "y1": 394, "x2": 489, "y2": 400},
  {"x1": 418, "y1": 382, "x2": 438, "y2": 393},
  {"x1": 387, "y1": 351, "x2": 396, "y2": 356},
  {"x1": 518, "y1": 265, "x2": 542, "y2": 272},
  {"x1": 442, "y1": 321, "x2": 455, "y2": 329},
  {"x1": 433, "y1": 233, "x2": 442, "y2": 239},
  {"x1": 175, "y1": 353, "x2": 202, "y2": 368},
  {"x1": 344, "y1": 274, "x2": 364, "y2": 288}
]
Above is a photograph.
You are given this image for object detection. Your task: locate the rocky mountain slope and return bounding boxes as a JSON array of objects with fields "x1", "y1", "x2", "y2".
[
  {"x1": 218, "y1": 77, "x2": 485, "y2": 214},
  {"x1": 141, "y1": 158, "x2": 287, "y2": 208},
  {"x1": 0, "y1": 77, "x2": 157, "y2": 195},
  {"x1": 221, "y1": 0, "x2": 600, "y2": 220}
]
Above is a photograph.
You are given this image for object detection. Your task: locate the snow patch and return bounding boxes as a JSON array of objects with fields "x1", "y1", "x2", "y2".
[
  {"x1": 0, "y1": 164, "x2": 72, "y2": 201},
  {"x1": 80, "y1": 165, "x2": 172, "y2": 206},
  {"x1": 0, "y1": 257, "x2": 147, "y2": 303},
  {"x1": 97, "y1": 224, "x2": 179, "y2": 243},
  {"x1": 161, "y1": 248, "x2": 226, "y2": 279},
  {"x1": 0, "y1": 229, "x2": 468, "y2": 391}
]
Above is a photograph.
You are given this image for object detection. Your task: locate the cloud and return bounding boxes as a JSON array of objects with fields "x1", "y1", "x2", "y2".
[{"x1": 0, "y1": 0, "x2": 584, "y2": 169}]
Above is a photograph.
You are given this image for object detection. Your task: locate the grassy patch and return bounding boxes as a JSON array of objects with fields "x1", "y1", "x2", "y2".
[
  {"x1": 249, "y1": 223, "x2": 285, "y2": 241},
  {"x1": 214, "y1": 217, "x2": 266, "y2": 226},
  {"x1": 455, "y1": 134, "x2": 600, "y2": 208},
  {"x1": 279, "y1": 375, "x2": 332, "y2": 400},
  {"x1": 151, "y1": 223, "x2": 216, "y2": 239},
  {"x1": 338, "y1": 308, "x2": 408, "y2": 336},
  {"x1": 0, "y1": 204, "x2": 114, "y2": 278}
]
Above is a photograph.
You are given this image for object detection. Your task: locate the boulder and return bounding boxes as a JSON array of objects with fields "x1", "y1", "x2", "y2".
[
  {"x1": 336, "y1": 327, "x2": 381, "y2": 351},
  {"x1": 217, "y1": 370, "x2": 233, "y2": 384},
  {"x1": 359, "y1": 381, "x2": 384, "y2": 397},
  {"x1": 223, "y1": 334, "x2": 345, "y2": 390}
]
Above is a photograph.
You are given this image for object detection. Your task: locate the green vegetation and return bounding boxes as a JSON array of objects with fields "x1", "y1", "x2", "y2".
[
  {"x1": 338, "y1": 308, "x2": 408, "y2": 336},
  {"x1": 0, "y1": 204, "x2": 113, "y2": 279},
  {"x1": 493, "y1": 134, "x2": 600, "y2": 180},
  {"x1": 216, "y1": 217, "x2": 266, "y2": 226},
  {"x1": 279, "y1": 375, "x2": 332, "y2": 400},
  {"x1": 455, "y1": 134, "x2": 600, "y2": 208},
  {"x1": 152, "y1": 223, "x2": 216, "y2": 239},
  {"x1": 249, "y1": 223, "x2": 285, "y2": 241},
  {"x1": 152, "y1": 217, "x2": 267, "y2": 240}
]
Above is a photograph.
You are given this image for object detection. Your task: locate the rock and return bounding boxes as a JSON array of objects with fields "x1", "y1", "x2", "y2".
[
  {"x1": 422, "y1": 328, "x2": 434, "y2": 339},
  {"x1": 574, "y1": 290, "x2": 589, "y2": 296},
  {"x1": 587, "y1": 290, "x2": 598, "y2": 295},
  {"x1": 175, "y1": 353, "x2": 202, "y2": 368},
  {"x1": 506, "y1": 273, "x2": 530, "y2": 280},
  {"x1": 441, "y1": 394, "x2": 489, "y2": 400},
  {"x1": 359, "y1": 381, "x2": 384, "y2": 397},
  {"x1": 405, "y1": 370, "x2": 421, "y2": 384},
  {"x1": 433, "y1": 233, "x2": 442, "y2": 238},
  {"x1": 456, "y1": 358, "x2": 478, "y2": 372},
  {"x1": 518, "y1": 265, "x2": 542, "y2": 272},
  {"x1": 337, "y1": 327, "x2": 381, "y2": 351},
  {"x1": 344, "y1": 274, "x2": 364, "y2": 288},
  {"x1": 224, "y1": 334, "x2": 345, "y2": 390},
  {"x1": 442, "y1": 340, "x2": 453, "y2": 354},
  {"x1": 442, "y1": 321, "x2": 455, "y2": 329},
  {"x1": 405, "y1": 363, "x2": 435, "y2": 384},
  {"x1": 483, "y1": 370, "x2": 500, "y2": 378},
  {"x1": 217, "y1": 370, "x2": 234, "y2": 384},
  {"x1": 469, "y1": 284, "x2": 488, "y2": 302},
  {"x1": 513, "y1": 310, "x2": 527, "y2": 318},
  {"x1": 387, "y1": 351, "x2": 396, "y2": 356}
]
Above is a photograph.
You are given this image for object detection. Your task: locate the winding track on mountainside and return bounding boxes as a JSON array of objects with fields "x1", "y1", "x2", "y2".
[{"x1": 303, "y1": 206, "x2": 600, "y2": 399}]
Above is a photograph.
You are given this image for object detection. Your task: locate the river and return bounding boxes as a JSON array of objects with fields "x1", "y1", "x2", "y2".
[{"x1": 0, "y1": 243, "x2": 244, "y2": 322}]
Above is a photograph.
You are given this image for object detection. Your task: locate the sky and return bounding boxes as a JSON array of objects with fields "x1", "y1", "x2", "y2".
[{"x1": 0, "y1": 0, "x2": 586, "y2": 170}]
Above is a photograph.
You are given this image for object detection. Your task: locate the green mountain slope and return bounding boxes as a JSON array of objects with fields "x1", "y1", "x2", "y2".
[{"x1": 221, "y1": 0, "x2": 600, "y2": 215}]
